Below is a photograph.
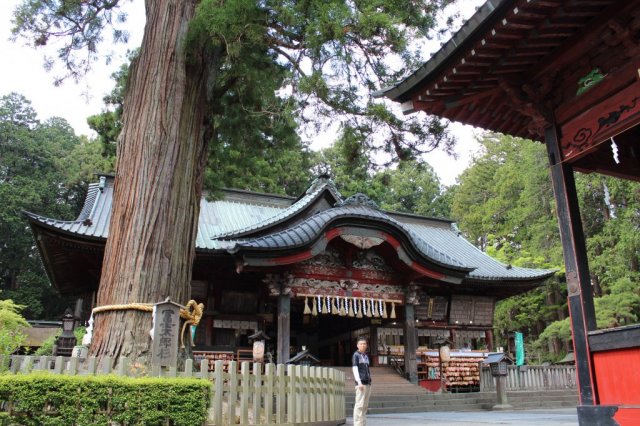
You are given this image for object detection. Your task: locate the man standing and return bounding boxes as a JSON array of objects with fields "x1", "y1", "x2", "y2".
[{"x1": 352, "y1": 337, "x2": 372, "y2": 426}]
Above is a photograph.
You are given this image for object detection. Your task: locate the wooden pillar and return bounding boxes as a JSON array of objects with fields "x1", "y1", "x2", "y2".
[
  {"x1": 404, "y1": 304, "x2": 418, "y2": 384},
  {"x1": 485, "y1": 329, "x2": 494, "y2": 352},
  {"x1": 545, "y1": 124, "x2": 596, "y2": 406},
  {"x1": 370, "y1": 326, "x2": 378, "y2": 366},
  {"x1": 277, "y1": 294, "x2": 291, "y2": 364}
]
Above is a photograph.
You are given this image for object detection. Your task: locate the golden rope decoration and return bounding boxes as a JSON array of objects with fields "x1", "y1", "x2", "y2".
[{"x1": 91, "y1": 300, "x2": 204, "y2": 348}]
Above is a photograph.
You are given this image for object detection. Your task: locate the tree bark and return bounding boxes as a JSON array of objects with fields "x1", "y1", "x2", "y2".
[{"x1": 90, "y1": 0, "x2": 213, "y2": 363}]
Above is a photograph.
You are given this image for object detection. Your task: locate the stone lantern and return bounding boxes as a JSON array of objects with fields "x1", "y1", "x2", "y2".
[
  {"x1": 53, "y1": 308, "x2": 77, "y2": 356},
  {"x1": 483, "y1": 352, "x2": 514, "y2": 409}
]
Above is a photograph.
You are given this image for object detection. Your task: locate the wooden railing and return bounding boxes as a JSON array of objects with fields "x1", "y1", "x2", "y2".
[
  {"x1": 387, "y1": 352, "x2": 405, "y2": 377},
  {"x1": 480, "y1": 364, "x2": 577, "y2": 392},
  {"x1": 2, "y1": 355, "x2": 346, "y2": 426}
]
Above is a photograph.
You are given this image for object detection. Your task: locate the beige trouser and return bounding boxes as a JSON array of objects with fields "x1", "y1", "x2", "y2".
[{"x1": 353, "y1": 384, "x2": 372, "y2": 426}]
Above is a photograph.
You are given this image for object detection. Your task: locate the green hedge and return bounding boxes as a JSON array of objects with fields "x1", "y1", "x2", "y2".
[{"x1": 0, "y1": 373, "x2": 210, "y2": 426}]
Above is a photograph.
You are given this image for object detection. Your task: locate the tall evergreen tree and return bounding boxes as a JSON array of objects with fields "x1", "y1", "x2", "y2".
[
  {"x1": 0, "y1": 93, "x2": 110, "y2": 319},
  {"x1": 12, "y1": 0, "x2": 457, "y2": 361}
]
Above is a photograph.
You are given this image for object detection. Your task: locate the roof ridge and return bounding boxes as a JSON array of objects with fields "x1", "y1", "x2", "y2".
[{"x1": 213, "y1": 178, "x2": 343, "y2": 240}]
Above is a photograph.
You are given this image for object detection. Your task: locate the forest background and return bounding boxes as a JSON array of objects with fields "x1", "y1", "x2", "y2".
[
  {"x1": 4, "y1": 89, "x2": 640, "y2": 362},
  {"x1": 1, "y1": 0, "x2": 640, "y2": 363}
]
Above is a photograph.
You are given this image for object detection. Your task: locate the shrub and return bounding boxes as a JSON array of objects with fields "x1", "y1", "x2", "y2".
[
  {"x1": 0, "y1": 300, "x2": 29, "y2": 358},
  {"x1": 0, "y1": 373, "x2": 210, "y2": 425}
]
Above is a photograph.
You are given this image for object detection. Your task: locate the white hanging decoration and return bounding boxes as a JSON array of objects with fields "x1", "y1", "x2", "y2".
[
  {"x1": 611, "y1": 137, "x2": 620, "y2": 164},
  {"x1": 382, "y1": 301, "x2": 388, "y2": 319},
  {"x1": 318, "y1": 296, "x2": 324, "y2": 314},
  {"x1": 371, "y1": 299, "x2": 379, "y2": 317},
  {"x1": 347, "y1": 298, "x2": 354, "y2": 317},
  {"x1": 303, "y1": 297, "x2": 311, "y2": 315},
  {"x1": 378, "y1": 300, "x2": 384, "y2": 317},
  {"x1": 312, "y1": 297, "x2": 318, "y2": 316},
  {"x1": 356, "y1": 299, "x2": 363, "y2": 318},
  {"x1": 82, "y1": 314, "x2": 94, "y2": 345}
]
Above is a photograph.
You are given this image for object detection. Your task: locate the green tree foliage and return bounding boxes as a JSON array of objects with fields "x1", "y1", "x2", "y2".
[
  {"x1": 0, "y1": 299, "x2": 29, "y2": 357},
  {"x1": 0, "y1": 93, "x2": 112, "y2": 319},
  {"x1": 451, "y1": 132, "x2": 640, "y2": 362},
  {"x1": 450, "y1": 134, "x2": 566, "y2": 360},
  {"x1": 13, "y1": 0, "x2": 457, "y2": 169},
  {"x1": 311, "y1": 131, "x2": 450, "y2": 216}
]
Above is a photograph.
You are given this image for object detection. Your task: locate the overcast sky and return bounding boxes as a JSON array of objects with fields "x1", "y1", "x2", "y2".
[{"x1": 0, "y1": 0, "x2": 484, "y2": 186}]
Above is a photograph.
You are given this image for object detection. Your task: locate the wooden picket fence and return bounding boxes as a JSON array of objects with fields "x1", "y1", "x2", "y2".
[
  {"x1": 2, "y1": 355, "x2": 346, "y2": 426},
  {"x1": 480, "y1": 364, "x2": 577, "y2": 391}
]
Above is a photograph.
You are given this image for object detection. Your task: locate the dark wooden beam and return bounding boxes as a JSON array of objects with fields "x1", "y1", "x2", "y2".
[
  {"x1": 545, "y1": 124, "x2": 596, "y2": 406},
  {"x1": 529, "y1": 0, "x2": 635, "y2": 81},
  {"x1": 277, "y1": 293, "x2": 291, "y2": 364},
  {"x1": 404, "y1": 303, "x2": 418, "y2": 384}
]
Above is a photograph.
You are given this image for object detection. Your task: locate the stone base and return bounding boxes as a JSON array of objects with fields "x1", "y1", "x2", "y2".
[{"x1": 492, "y1": 404, "x2": 514, "y2": 410}]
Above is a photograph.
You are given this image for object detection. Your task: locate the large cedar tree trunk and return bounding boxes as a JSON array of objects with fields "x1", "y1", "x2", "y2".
[{"x1": 90, "y1": 0, "x2": 212, "y2": 362}]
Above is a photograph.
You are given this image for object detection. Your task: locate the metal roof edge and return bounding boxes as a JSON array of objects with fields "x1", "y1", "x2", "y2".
[
  {"x1": 23, "y1": 211, "x2": 107, "y2": 243},
  {"x1": 468, "y1": 268, "x2": 557, "y2": 282},
  {"x1": 217, "y1": 187, "x2": 296, "y2": 202},
  {"x1": 373, "y1": 0, "x2": 513, "y2": 102},
  {"x1": 385, "y1": 209, "x2": 455, "y2": 224}
]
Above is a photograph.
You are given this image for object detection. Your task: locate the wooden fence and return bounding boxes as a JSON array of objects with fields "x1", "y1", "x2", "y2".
[
  {"x1": 2, "y1": 355, "x2": 346, "y2": 426},
  {"x1": 480, "y1": 364, "x2": 577, "y2": 392}
]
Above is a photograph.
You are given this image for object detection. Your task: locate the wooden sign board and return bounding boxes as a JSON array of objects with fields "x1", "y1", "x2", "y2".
[{"x1": 151, "y1": 299, "x2": 182, "y2": 367}]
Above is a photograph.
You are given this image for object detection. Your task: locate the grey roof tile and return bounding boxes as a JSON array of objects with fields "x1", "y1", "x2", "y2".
[{"x1": 25, "y1": 175, "x2": 554, "y2": 282}]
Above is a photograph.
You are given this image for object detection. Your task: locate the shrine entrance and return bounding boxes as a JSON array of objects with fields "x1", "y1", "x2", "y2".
[{"x1": 287, "y1": 298, "x2": 378, "y2": 366}]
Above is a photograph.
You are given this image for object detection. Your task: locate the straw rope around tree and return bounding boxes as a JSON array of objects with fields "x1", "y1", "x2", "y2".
[{"x1": 86, "y1": 300, "x2": 204, "y2": 348}]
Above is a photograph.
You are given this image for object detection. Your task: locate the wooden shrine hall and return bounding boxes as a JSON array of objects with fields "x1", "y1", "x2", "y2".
[
  {"x1": 26, "y1": 174, "x2": 552, "y2": 385},
  {"x1": 377, "y1": 0, "x2": 640, "y2": 423}
]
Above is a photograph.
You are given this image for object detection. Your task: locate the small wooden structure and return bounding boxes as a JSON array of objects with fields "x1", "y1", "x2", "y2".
[
  {"x1": 378, "y1": 0, "x2": 640, "y2": 423},
  {"x1": 288, "y1": 349, "x2": 321, "y2": 367}
]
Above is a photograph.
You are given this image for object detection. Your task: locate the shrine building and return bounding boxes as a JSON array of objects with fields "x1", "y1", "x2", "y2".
[{"x1": 25, "y1": 174, "x2": 552, "y2": 384}]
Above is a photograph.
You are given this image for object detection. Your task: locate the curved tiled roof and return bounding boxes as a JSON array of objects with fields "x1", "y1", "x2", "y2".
[
  {"x1": 25, "y1": 175, "x2": 554, "y2": 282},
  {"x1": 228, "y1": 204, "x2": 473, "y2": 272},
  {"x1": 227, "y1": 203, "x2": 554, "y2": 281},
  {"x1": 404, "y1": 223, "x2": 554, "y2": 281}
]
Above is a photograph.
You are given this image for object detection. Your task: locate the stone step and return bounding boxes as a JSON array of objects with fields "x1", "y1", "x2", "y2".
[
  {"x1": 336, "y1": 366, "x2": 578, "y2": 414},
  {"x1": 344, "y1": 390, "x2": 579, "y2": 414}
]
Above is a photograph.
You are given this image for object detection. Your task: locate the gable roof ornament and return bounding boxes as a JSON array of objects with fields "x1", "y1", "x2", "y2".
[
  {"x1": 335, "y1": 193, "x2": 380, "y2": 210},
  {"x1": 306, "y1": 174, "x2": 342, "y2": 199}
]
